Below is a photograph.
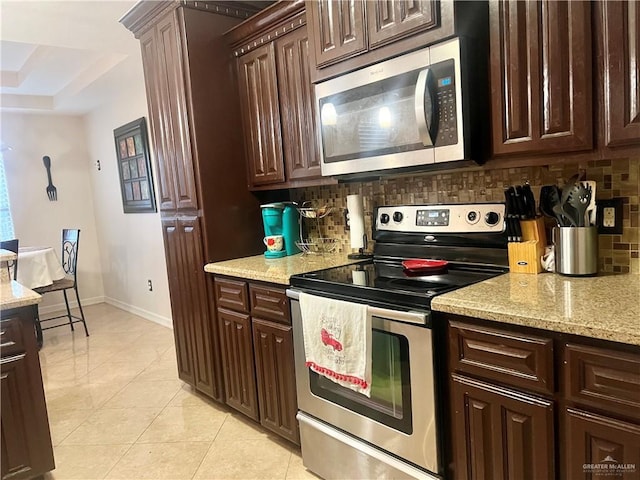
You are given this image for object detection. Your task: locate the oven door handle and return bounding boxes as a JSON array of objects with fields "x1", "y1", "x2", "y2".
[
  {"x1": 286, "y1": 289, "x2": 429, "y2": 326},
  {"x1": 414, "y1": 68, "x2": 435, "y2": 147}
]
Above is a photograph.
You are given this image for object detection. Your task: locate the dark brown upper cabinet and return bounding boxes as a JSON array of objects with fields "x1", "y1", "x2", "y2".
[
  {"x1": 307, "y1": 0, "x2": 367, "y2": 67},
  {"x1": 228, "y1": 2, "x2": 332, "y2": 190},
  {"x1": 237, "y1": 43, "x2": 286, "y2": 186},
  {"x1": 276, "y1": 27, "x2": 322, "y2": 181},
  {"x1": 306, "y1": 0, "x2": 467, "y2": 82},
  {"x1": 140, "y1": 11, "x2": 198, "y2": 211},
  {"x1": 489, "y1": 0, "x2": 592, "y2": 157},
  {"x1": 600, "y1": 0, "x2": 640, "y2": 148}
]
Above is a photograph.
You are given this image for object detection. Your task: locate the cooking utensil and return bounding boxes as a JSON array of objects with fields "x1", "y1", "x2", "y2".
[
  {"x1": 560, "y1": 173, "x2": 581, "y2": 209},
  {"x1": 43, "y1": 156, "x2": 57, "y2": 201},
  {"x1": 540, "y1": 185, "x2": 569, "y2": 226},
  {"x1": 567, "y1": 182, "x2": 592, "y2": 227},
  {"x1": 581, "y1": 180, "x2": 597, "y2": 225}
]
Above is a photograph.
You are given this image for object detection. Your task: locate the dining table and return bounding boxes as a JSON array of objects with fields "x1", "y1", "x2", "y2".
[{"x1": 16, "y1": 246, "x2": 66, "y2": 289}]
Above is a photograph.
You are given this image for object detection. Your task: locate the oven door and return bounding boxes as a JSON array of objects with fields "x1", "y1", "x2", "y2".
[{"x1": 288, "y1": 291, "x2": 440, "y2": 475}]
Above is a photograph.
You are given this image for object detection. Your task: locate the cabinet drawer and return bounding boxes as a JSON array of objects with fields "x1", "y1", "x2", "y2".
[
  {"x1": 564, "y1": 343, "x2": 640, "y2": 420},
  {"x1": 249, "y1": 284, "x2": 290, "y2": 325},
  {"x1": 449, "y1": 321, "x2": 554, "y2": 395},
  {"x1": 214, "y1": 278, "x2": 249, "y2": 313},
  {"x1": 0, "y1": 317, "x2": 26, "y2": 358}
]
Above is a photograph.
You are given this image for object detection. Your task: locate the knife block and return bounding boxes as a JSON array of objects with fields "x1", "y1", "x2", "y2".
[{"x1": 508, "y1": 218, "x2": 546, "y2": 274}]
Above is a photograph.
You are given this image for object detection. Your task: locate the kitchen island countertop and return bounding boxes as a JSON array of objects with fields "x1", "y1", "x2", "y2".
[
  {"x1": 0, "y1": 280, "x2": 41, "y2": 311},
  {"x1": 432, "y1": 272, "x2": 640, "y2": 346},
  {"x1": 204, "y1": 253, "x2": 363, "y2": 285}
]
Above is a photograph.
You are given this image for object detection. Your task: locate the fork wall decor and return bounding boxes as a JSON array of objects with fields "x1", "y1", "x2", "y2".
[{"x1": 43, "y1": 155, "x2": 57, "y2": 201}]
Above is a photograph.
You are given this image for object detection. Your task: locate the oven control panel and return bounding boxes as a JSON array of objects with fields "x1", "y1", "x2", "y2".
[{"x1": 376, "y1": 203, "x2": 505, "y2": 233}]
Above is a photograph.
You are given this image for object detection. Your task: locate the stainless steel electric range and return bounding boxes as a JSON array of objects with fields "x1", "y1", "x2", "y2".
[{"x1": 287, "y1": 203, "x2": 509, "y2": 480}]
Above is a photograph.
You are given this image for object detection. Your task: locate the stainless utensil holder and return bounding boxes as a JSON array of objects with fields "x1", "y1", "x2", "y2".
[{"x1": 553, "y1": 226, "x2": 598, "y2": 276}]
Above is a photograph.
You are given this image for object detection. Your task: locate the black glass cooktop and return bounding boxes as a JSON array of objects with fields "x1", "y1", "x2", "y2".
[{"x1": 290, "y1": 260, "x2": 506, "y2": 310}]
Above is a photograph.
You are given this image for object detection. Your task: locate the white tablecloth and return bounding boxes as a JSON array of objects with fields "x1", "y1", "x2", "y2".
[{"x1": 17, "y1": 246, "x2": 66, "y2": 289}]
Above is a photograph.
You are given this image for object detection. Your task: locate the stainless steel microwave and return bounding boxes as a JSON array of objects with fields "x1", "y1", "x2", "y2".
[{"x1": 316, "y1": 38, "x2": 478, "y2": 177}]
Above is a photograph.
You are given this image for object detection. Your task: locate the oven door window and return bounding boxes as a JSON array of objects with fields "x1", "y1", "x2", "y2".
[{"x1": 309, "y1": 327, "x2": 412, "y2": 434}]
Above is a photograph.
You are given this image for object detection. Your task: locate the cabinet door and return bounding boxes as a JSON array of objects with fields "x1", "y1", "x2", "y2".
[
  {"x1": 237, "y1": 43, "x2": 285, "y2": 187},
  {"x1": 1, "y1": 352, "x2": 54, "y2": 479},
  {"x1": 307, "y1": 0, "x2": 367, "y2": 67},
  {"x1": 564, "y1": 408, "x2": 640, "y2": 480},
  {"x1": 450, "y1": 374, "x2": 555, "y2": 480},
  {"x1": 367, "y1": 0, "x2": 439, "y2": 49},
  {"x1": 601, "y1": 1, "x2": 640, "y2": 147},
  {"x1": 252, "y1": 318, "x2": 299, "y2": 444},
  {"x1": 276, "y1": 27, "x2": 322, "y2": 181},
  {"x1": 161, "y1": 217, "x2": 195, "y2": 386},
  {"x1": 489, "y1": 0, "x2": 592, "y2": 156},
  {"x1": 140, "y1": 27, "x2": 176, "y2": 211},
  {"x1": 218, "y1": 308, "x2": 259, "y2": 420},
  {"x1": 178, "y1": 216, "x2": 221, "y2": 400},
  {"x1": 156, "y1": 12, "x2": 198, "y2": 210}
]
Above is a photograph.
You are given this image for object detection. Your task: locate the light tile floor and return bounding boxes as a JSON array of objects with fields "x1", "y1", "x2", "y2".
[{"x1": 39, "y1": 303, "x2": 318, "y2": 480}]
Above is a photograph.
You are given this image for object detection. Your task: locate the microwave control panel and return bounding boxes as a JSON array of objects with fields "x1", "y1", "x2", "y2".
[{"x1": 431, "y1": 59, "x2": 458, "y2": 147}]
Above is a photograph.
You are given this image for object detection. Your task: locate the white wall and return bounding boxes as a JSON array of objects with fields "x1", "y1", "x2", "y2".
[
  {"x1": 84, "y1": 55, "x2": 172, "y2": 327},
  {"x1": 1, "y1": 112, "x2": 105, "y2": 310}
]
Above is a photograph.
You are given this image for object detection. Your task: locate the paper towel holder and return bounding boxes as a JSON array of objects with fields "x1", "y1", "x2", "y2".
[{"x1": 348, "y1": 239, "x2": 373, "y2": 259}]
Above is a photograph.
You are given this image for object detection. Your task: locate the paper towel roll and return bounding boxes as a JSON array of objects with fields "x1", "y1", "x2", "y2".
[{"x1": 347, "y1": 194, "x2": 365, "y2": 250}]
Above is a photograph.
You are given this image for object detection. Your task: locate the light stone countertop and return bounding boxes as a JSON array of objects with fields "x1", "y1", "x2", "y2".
[
  {"x1": 431, "y1": 273, "x2": 640, "y2": 346},
  {"x1": 0, "y1": 280, "x2": 41, "y2": 311},
  {"x1": 0, "y1": 249, "x2": 17, "y2": 262},
  {"x1": 204, "y1": 253, "x2": 363, "y2": 285}
]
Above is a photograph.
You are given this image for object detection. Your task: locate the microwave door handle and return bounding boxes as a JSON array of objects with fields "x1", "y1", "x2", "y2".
[{"x1": 415, "y1": 68, "x2": 436, "y2": 147}]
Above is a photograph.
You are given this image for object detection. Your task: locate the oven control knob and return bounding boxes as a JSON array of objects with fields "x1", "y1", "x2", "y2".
[
  {"x1": 380, "y1": 213, "x2": 390, "y2": 224},
  {"x1": 393, "y1": 211, "x2": 403, "y2": 223},
  {"x1": 485, "y1": 211, "x2": 500, "y2": 226},
  {"x1": 466, "y1": 211, "x2": 479, "y2": 224}
]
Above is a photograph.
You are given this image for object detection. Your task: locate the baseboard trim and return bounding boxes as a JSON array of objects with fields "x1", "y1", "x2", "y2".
[
  {"x1": 104, "y1": 297, "x2": 173, "y2": 329},
  {"x1": 38, "y1": 296, "x2": 105, "y2": 316}
]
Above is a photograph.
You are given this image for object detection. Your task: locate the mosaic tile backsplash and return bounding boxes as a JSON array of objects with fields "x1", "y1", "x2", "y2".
[{"x1": 291, "y1": 156, "x2": 640, "y2": 274}]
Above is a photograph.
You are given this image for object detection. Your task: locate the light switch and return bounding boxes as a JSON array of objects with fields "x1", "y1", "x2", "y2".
[{"x1": 603, "y1": 207, "x2": 616, "y2": 227}]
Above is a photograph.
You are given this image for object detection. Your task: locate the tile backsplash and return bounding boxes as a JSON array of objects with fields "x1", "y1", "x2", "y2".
[{"x1": 292, "y1": 156, "x2": 640, "y2": 274}]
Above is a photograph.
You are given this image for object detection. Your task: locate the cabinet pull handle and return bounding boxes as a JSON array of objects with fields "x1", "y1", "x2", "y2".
[
  {"x1": 0, "y1": 353, "x2": 26, "y2": 365},
  {"x1": 0, "y1": 341, "x2": 16, "y2": 349}
]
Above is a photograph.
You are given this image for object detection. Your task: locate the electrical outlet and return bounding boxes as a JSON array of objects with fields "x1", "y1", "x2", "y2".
[
  {"x1": 147, "y1": 279, "x2": 153, "y2": 292},
  {"x1": 597, "y1": 198, "x2": 624, "y2": 234}
]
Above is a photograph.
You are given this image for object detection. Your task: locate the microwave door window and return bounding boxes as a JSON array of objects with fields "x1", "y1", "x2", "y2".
[{"x1": 319, "y1": 69, "x2": 429, "y2": 164}]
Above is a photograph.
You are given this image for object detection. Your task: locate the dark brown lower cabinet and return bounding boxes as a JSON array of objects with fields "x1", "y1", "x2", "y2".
[
  {"x1": 564, "y1": 407, "x2": 640, "y2": 480},
  {"x1": 214, "y1": 276, "x2": 299, "y2": 445},
  {"x1": 252, "y1": 318, "x2": 299, "y2": 444},
  {"x1": 162, "y1": 216, "x2": 224, "y2": 401},
  {"x1": 1, "y1": 305, "x2": 54, "y2": 480},
  {"x1": 218, "y1": 307, "x2": 259, "y2": 420},
  {"x1": 450, "y1": 373, "x2": 555, "y2": 480}
]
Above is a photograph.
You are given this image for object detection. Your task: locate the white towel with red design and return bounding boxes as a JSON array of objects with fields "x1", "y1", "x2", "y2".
[{"x1": 299, "y1": 292, "x2": 371, "y2": 397}]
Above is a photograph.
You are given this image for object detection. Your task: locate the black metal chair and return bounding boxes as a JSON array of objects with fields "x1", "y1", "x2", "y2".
[
  {"x1": 1, "y1": 238, "x2": 19, "y2": 280},
  {"x1": 33, "y1": 229, "x2": 89, "y2": 346}
]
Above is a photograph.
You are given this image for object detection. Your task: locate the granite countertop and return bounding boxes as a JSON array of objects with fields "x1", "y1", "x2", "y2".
[
  {"x1": 432, "y1": 273, "x2": 640, "y2": 346},
  {"x1": 0, "y1": 249, "x2": 17, "y2": 262},
  {"x1": 204, "y1": 253, "x2": 362, "y2": 285},
  {"x1": 0, "y1": 281, "x2": 41, "y2": 311}
]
